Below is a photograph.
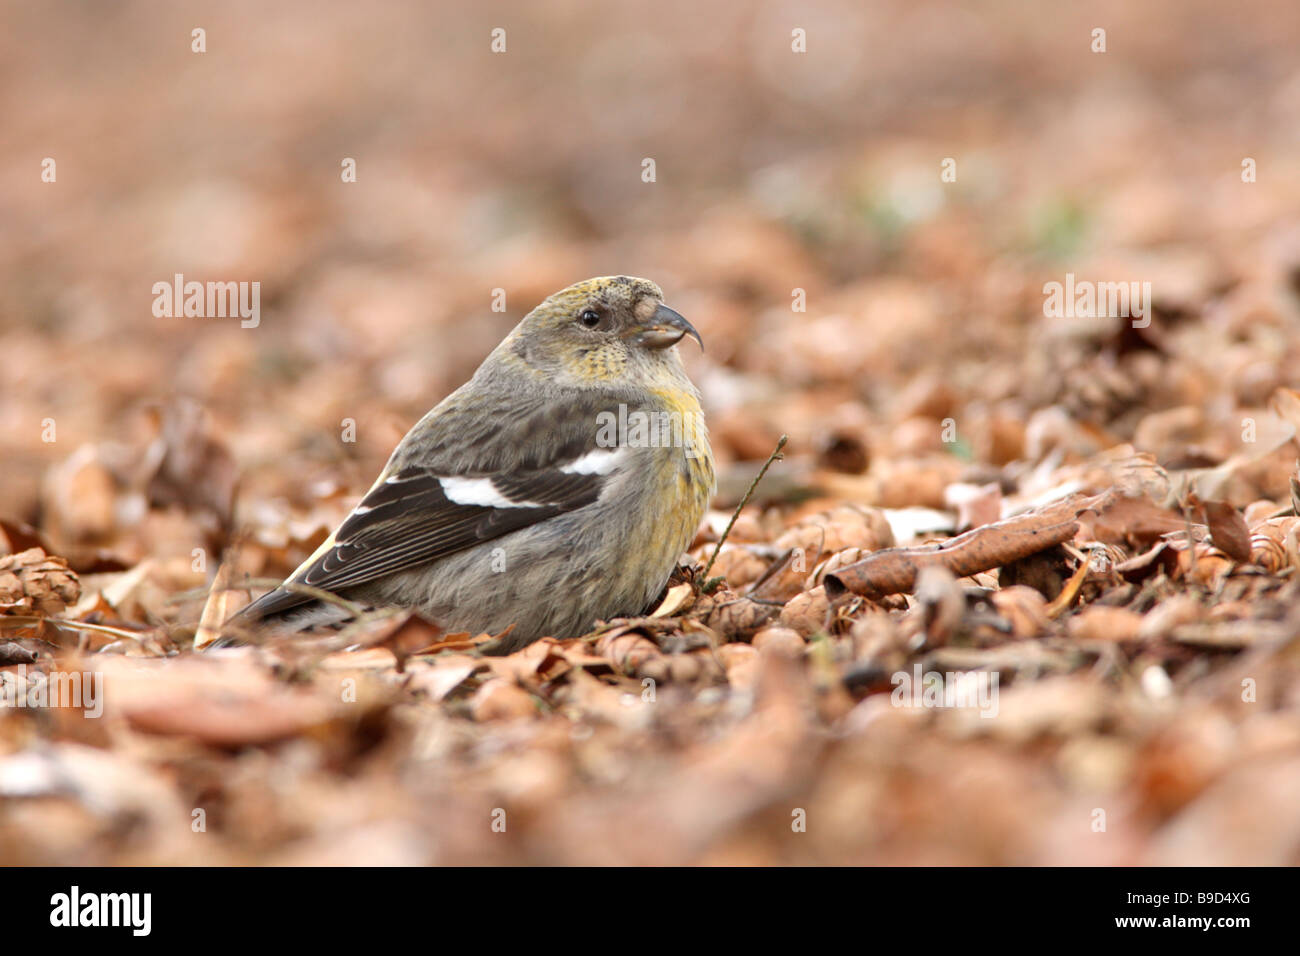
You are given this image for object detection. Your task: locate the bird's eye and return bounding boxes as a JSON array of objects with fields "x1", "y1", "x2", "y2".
[{"x1": 578, "y1": 309, "x2": 602, "y2": 329}]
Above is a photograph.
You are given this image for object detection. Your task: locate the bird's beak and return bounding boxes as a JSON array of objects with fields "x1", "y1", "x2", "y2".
[{"x1": 630, "y1": 303, "x2": 703, "y2": 351}]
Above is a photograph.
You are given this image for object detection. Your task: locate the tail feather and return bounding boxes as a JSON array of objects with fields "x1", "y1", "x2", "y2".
[{"x1": 205, "y1": 585, "x2": 358, "y2": 649}]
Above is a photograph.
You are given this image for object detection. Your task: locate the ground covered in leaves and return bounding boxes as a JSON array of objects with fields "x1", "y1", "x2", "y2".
[{"x1": 4, "y1": 0, "x2": 1300, "y2": 864}]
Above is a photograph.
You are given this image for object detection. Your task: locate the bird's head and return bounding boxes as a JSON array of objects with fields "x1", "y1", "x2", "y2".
[{"x1": 495, "y1": 276, "x2": 702, "y2": 389}]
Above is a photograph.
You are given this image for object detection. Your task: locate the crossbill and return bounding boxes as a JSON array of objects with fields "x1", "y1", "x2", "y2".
[{"x1": 226, "y1": 276, "x2": 714, "y2": 653}]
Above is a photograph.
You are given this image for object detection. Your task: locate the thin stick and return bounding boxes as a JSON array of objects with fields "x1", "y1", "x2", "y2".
[
  {"x1": 699, "y1": 434, "x2": 787, "y2": 593},
  {"x1": 0, "y1": 616, "x2": 145, "y2": 642}
]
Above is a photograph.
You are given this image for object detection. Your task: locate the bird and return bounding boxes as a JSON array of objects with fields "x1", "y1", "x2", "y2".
[{"x1": 222, "y1": 276, "x2": 714, "y2": 654}]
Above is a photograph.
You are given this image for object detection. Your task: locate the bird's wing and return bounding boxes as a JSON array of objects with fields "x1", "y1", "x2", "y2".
[{"x1": 237, "y1": 393, "x2": 635, "y2": 621}]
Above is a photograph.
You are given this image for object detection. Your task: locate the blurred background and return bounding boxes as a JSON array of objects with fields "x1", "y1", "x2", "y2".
[
  {"x1": 3, "y1": 0, "x2": 1300, "y2": 865},
  {"x1": 4, "y1": 0, "x2": 1300, "y2": 533}
]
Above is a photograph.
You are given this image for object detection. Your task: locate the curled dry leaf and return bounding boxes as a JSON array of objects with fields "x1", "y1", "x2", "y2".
[
  {"x1": 0, "y1": 518, "x2": 54, "y2": 558},
  {"x1": 690, "y1": 544, "x2": 769, "y2": 589},
  {"x1": 1076, "y1": 493, "x2": 1185, "y2": 546},
  {"x1": 1171, "y1": 541, "x2": 1235, "y2": 589},
  {"x1": 1114, "y1": 541, "x2": 1179, "y2": 582},
  {"x1": 1044, "y1": 554, "x2": 1091, "y2": 619},
  {"x1": 1248, "y1": 516, "x2": 1300, "y2": 572},
  {"x1": 823, "y1": 492, "x2": 1109, "y2": 600},
  {"x1": 1242, "y1": 499, "x2": 1281, "y2": 527},
  {"x1": 595, "y1": 627, "x2": 668, "y2": 678},
  {"x1": 0, "y1": 548, "x2": 81, "y2": 617},
  {"x1": 1188, "y1": 495, "x2": 1252, "y2": 563},
  {"x1": 0, "y1": 642, "x2": 39, "y2": 665},
  {"x1": 747, "y1": 546, "x2": 816, "y2": 602},
  {"x1": 701, "y1": 593, "x2": 779, "y2": 640},
  {"x1": 779, "y1": 585, "x2": 832, "y2": 637},
  {"x1": 651, "y1": 582, "x2": 695, "y2": 618},
  {"x1": 807, "y1": 546, "x2": 873, "y2": 588},
  {"x1": 774, "y1": 502, "x2": 893, "y2": 559},
  {"x1": 483, "y1": 636, "x2": 570, "y2": 687}
]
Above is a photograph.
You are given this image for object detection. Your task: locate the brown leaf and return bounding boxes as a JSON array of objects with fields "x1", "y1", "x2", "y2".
[
  {"x1": 1189, "y1": 497, "x2": 1252, "y2": 563},
  {"x1": 823, "y1": 492, "x2": 1109, "y2": 600},
  {"x1": 0, "y1": 519, "x2": 52, "y2": 557},
  {"x1": 1077, "y1": 493, "x2": 1186, "y2": 546},
  {"x1": 778, "y1": 586, "x2": 831, "y2": 637},
  {"x1": 703, "y1": 593, "x2": 780, "y2": 640},
  {"x1": 0, "y1": 642, "x2": 38, "y2": 665},
  {"x1": 596, "y1": 627, "x2": 668, "y2": 679},
  {"x1": 0, "y1": 548, "x2": 81, "y2": 616},
  {"x1": 650, "y1": 582, "x2": 694, "y2": 618}
]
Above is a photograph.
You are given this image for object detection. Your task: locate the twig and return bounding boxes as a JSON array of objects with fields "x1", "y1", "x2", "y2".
[
  {"x1": 699, "y1": 434, "x2": 787, "y2": 594},
  {"x1": 0, "y1": 616, "x2": 147, "y2": 642},
  {"x1": 162, "y1": 585, "x2": 217, "y2": 605},
  {"x1": 52, "y1": 619, "x2": 152, "y2": 642}
]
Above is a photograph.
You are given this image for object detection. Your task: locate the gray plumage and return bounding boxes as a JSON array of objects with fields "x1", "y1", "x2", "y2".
[{"x1": 225, "y1": 276, "x2": 714, "y2": 653}]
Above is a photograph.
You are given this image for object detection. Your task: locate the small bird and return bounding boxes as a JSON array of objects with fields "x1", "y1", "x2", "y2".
[{"x1": 226, "y1": 276, "x2": 713, "y2": 653}]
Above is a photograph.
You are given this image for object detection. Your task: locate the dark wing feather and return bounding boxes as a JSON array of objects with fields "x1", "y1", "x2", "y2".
[
  {"x1": 238, "y1": 463, "x2": 605, "y2": 621},
  {"x1": 236, "y1": 383, "x2": 652, "y2": 623}
]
